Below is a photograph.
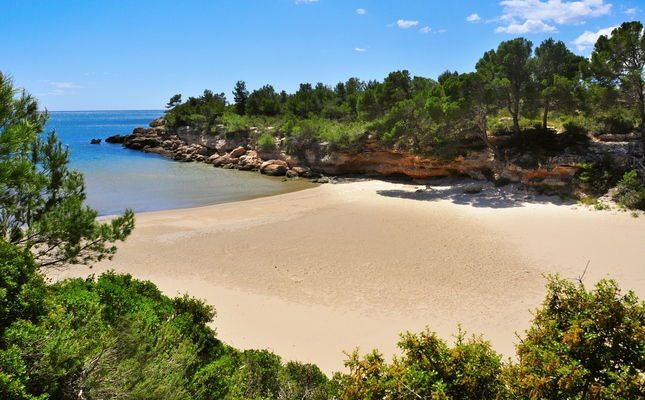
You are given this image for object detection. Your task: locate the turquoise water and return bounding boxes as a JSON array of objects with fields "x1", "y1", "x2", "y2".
[{"x1": 46, "y1": 111, "x2": 310, "y2": 216}]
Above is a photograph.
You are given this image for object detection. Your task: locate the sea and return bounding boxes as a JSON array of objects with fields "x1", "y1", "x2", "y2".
[{"x1": 46, "y1": 110, "x2": 313, "y2": 216}]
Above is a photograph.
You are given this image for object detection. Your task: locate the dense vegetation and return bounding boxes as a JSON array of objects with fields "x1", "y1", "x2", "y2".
[
  {"x1": 166, "y1": 22, "x2": 645, "y2": 155},
  {"x1": 0, "y1": 243, "x2": 336, "y2": 399},
  {"x1": 2, "y1": 22, "x2": 645, "y2": 400},
  {"x1": 2, "y1": 243, "x2": 644, "y2": 399}
]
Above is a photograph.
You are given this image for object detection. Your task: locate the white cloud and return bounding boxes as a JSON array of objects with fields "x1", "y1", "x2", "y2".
[
  {"x1": 355, "y1": 47, "x2": 366, "y2": 52},
  {"x1": 420, "y1": 26, "x2": 431, "y2": 33},
  {"x1": 295, "y1": 0, "x2": 318, "y2": 4},
  {"x1": 51, "y1": 82, "x2": 82, "y2": 89},
  {"x1": 625, "y1": 7, "x2": 637, "y2": 16},
  {"x1": 357, "y1": 8, "x2": 366, "y2": 15},
  {"x1": 571, "y1": 25, "x2": 616, "y2": 52},
  {"x1": 467, "y1": 13, "x2": 481, "y2": 22},
  {"x1": 438, "y1": 29, "x2": 447, "y2": 33},
  {"x1": 397, "y1": 19, "x2": 419, "y2": 28},
  {"x1": 495, "y1": 19, "x2": 557, "y2": 33},
  {"x1": 499, "y1": 0, "x2": 612, "y2": 25}
]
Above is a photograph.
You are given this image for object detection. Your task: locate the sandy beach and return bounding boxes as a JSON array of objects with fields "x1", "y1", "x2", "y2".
[{"x1": 53, "y1": 179, "x2": 645, "y2": 375}]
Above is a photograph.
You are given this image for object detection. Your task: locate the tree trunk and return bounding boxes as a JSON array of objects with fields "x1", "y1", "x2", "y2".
[
  {"x1": 477, "y1": 106, "x2": 505, "y2": 162},
  {"x1": 481, "y1": 132, "x2": 505, "y2": 162},
  {"x1": 638, "y1": 81, "x2": 645, "y2": 149},
  {"x1": 508, "y1": 94, "x2": 521, "y2": 135},
  {"x1": 542, "y1": 101, "x2": 550, "y2": 131}
]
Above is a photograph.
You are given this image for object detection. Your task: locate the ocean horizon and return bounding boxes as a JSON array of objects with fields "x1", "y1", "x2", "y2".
[{"x1": 46, "y1": 110, "x2": 313, "y2": 216}]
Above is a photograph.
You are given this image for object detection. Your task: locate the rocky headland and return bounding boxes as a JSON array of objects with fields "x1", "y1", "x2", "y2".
[{"x1": 106, "y1": 117, "x2": 644, "y2": 194}]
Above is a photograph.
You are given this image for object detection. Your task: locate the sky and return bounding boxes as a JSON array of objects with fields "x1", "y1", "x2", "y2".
[{"x1": 1, "y1": 0, "x2": 642, "y2": 111}]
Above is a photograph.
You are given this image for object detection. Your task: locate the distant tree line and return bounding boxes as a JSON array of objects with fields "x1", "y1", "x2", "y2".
[{"x1": 165, "y1": 21, "x2": 645, "y2": 159}]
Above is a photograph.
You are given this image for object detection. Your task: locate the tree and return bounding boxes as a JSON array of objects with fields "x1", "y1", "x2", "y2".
[
  {"x1": 232, "y1": 80, "x2": 249, "y2": 116},
  {"x1": 0, "y1": 72, "x2": 134, "y2": 268},
  {"x1": 533, "y1": 39, "x2": 588, "y2": 130},
  {"x1": 427, "y1": 71, "x2": 505, "y2": 161},
  {"x1": 376, "y1": 70, "x2": 413, "y2": 110},
  {"x1": 166, "y1": 94, "x2": 182, "y2": 109},
  {"x1": 477, "y1": 38, "x2": 533, "y2": 135},
  {"x1": 246, "y1": 84, "x2": 281, "y2": 117},
  {"x1": 341, "y1": 77, "x2": 366, "y2": 118},
  {"x1": 372, "y1": 95, "x2": 432, "y2": 152},
  {"x1": 591, "y1": 21, "x2": 645, "y2": 147},
  {"x1": 164, "y1": 89, "x2": 227, "y2": 129}
]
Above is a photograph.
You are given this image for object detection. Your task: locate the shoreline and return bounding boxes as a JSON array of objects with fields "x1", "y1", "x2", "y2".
[{"x1": 54, "y1": 179, "x2": 645, "y2": 376}]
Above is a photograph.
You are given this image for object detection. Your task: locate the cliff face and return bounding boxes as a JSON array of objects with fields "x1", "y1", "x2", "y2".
[{"x1": 111, "y1": 119, "x2": 644, "y2": 193}]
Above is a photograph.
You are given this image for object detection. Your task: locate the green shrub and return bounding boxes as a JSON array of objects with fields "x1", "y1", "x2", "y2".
[
  {"x1": 337, "y1": 327, "x2": 505, "y2": 399},
  {"x1": 319, "y1": 121, "x2": 364, "y2": 152},
  {"x1": 506, "y1": 276, "x2": 645, "y2": 399},
  {"x1": 257, "y1": 133, "x2": 275, "y2": 151},
  {"x1": 612, "y1": 170, "x2": 645, "y2": 210},
  {"x1": 502, "y1": 126, "x2": 589, "y2": 156},
  {"x1": 577, "y1": 157, "x2": 625, "y2": 194},
  {"x1": 562, "y1": 121, "x2": 588, "y2": 137},
  {"x1": 221, "y1": 112, "x2": 249, "y2": 133},
  {"x1": 596, "y1": 115, "x2": 634, "y2": 135}
]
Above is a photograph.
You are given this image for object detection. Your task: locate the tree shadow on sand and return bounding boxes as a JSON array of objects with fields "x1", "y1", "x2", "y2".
[{"x1": 373, "y1": 178, "x2": 574, "y2": 209}]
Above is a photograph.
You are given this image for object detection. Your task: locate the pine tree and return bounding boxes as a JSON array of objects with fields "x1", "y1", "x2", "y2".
[{"x1": 0, "y1": 72, "x2": 134, "y2": 268}]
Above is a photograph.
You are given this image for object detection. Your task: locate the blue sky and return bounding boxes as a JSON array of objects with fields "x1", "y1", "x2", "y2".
[{"x1": 1, "y1": 0, "x2": 642, "y2": 111}]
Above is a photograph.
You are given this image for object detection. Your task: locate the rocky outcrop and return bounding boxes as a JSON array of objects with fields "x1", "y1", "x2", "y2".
[
  {"x1": 260, "y1": 160, "x2": 289, "y2": 176},
  {"x1": 149, "y1": 117, "x2": 166, "y2": 128},
  {"x1": 112, "y1": 121, "x2": 644, "y2": 192},
  {"x1": 105, "y1": 134, "x2": 126, "y2": 144}
]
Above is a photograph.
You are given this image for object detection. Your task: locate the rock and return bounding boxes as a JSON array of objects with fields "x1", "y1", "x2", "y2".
[
  {"x1": 230, "y1": 146, "x2": 246, "y2": 158},
  {"x1": 206, "y1": 154, "x2": 221, "y2": 165},
  {"x1": 597, "y1": 132, "x2": 642, "y2": 142},
  {"x1": 90, "y1": 138, "x2": 101, "y2": 144},
  {"x1": 462, "y1": 184, "x2": 483, "y2": 194},
  {"x1": 311, "y1": 176, "x2": 331, "y2": 184},
  {"x1": 238, "y1": 152, "x2": 263, "y2": 170},
  {"x1": 105, "y1": 134, "x2": 125, "y2": 143},
  {"x1": 263, "y1": 164, "x2": 287, "y2": 176},
  {"x1": 260, "y1": 160, "x2": 289, "y2": 176},
  {"x1": 236, "y1": 163, "x2": 256, "y2": 171},
  {"x1": 122, "y1": 127, "x2": 163, "y2": 150},
  {"x1": 214, "y1": 154, "x2": 239, "y2": 166},
  {"x1": 149, "y1": 117, "x2": 166, "y2": 128},
  {"x1": 291, "y1": 166, "x2": 312, "y2": 177},
  {"x1": 286, "y1": 169, "x2": 299, "y2": 178}
]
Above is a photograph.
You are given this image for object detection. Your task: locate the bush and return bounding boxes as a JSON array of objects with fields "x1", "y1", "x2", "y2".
[
  {"x1": 596, "y1": 115, "x2": 635, "y2": 136},
  {"x1": 257, "y1": 133, "x2": 276, "y2": 151},
  {"x1": 319, "y1": 121, "x2": 364, "y2": 152},
  {"x1": 501, "y1": 126, "x2": 589, "y2": 157},
  {"x1": 337, "y1": 327, "x2": 505, "y2": 399},
  {"x1": 338, "y1": 277, "x2": 645, "y2": 400},
  {"x1": 612, "y1": 170, "x2": 645, "y2": 210},
  {"x1": 506, "y1": 276, "x2": 645, "y2": 399},
  {"x1": 221, "y1": 112, "x2": 249, "y2": 133},
  {"x1": 577, "y1": 157, "x2": 625, "y2": 194}
]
